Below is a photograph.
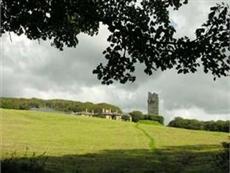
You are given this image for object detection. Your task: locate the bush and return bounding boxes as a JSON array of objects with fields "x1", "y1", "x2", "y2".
[
  {"x1": 129, "y1": 111, "x2": 164, "y2": 124},
  {"x1": 145, "y1": 114, "x2": 164, "y2": 124},
  {"x1": 121, "y1": 114, "x2": 131, "y2": 121},
  {"x1": 129, "y1": 111, "x2": 144, "y2": 122}
]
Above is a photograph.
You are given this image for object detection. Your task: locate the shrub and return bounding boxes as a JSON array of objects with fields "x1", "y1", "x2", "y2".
[
  {"x1": 121, "y1": 114, "x2": 131, "y2": 121},
  {"x1": 145, "y1": 114, "x2": 164, "y2": 124},
  {"x1": 129, "y1": 111, "x2": 144, "y2": 122}
]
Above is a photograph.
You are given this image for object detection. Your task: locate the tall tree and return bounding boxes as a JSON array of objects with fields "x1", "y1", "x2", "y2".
[{"x1": 1, "y1": 0, "x2": 229, "y2": 84}]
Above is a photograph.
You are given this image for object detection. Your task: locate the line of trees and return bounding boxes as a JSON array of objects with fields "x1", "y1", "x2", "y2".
[
  {"x1": 129, "y1": 111, "x2": 164, "y2": 124},
  {"x1": 168, "y1": 117, "x2": 229, "y2": 133},
  {"x1": 0, "y1": 97, "x2": 122, "y2": 114}
]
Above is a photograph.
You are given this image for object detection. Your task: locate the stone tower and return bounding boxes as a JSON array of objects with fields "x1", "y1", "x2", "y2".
[{"x1": 147, "y1": 92, "x2": 159, "y2": 115}]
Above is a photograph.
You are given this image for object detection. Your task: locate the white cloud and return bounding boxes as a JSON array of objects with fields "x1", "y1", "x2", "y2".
[
  {"x1": 171, "y1": 0, "x2": 230, "y2": 38},
  {"x1": 165, "y1": 107, "x2": 230, "y2": 124}
]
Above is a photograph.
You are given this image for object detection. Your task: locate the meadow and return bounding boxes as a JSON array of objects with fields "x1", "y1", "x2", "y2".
[{"x1": 1, "y1": 109, "x2": 229, "y2": 173}]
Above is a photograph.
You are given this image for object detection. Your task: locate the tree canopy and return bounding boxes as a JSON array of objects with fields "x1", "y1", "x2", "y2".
[
  {"x1": 0, "y1": 97, "x2": 122, "y2": 113},
  {"x1": 168, "y1": 117, "x2": 229, "y2": 132},
  {"x1": 1, "y1": 0, "x2": 229, "y2": 84}
]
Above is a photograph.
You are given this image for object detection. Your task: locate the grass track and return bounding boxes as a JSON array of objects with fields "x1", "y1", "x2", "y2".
[{"x1": 135, "y1": 123, "x2": 155, "y2": 151}]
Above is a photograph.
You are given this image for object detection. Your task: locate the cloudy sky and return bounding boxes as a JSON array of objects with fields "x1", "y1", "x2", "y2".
[{"x1": 1, "y1": 0, "x2": 229, "y2": 123}]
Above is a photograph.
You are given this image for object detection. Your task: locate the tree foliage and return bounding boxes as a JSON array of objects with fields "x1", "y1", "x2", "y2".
[
  {"x1": 1, "y1": 0, "x2": 229, "y2": 84},
  {"x1": 129, "y1": 111, "x2": 164, "y2": 124},
  {"x1": 129, "y1": 110, "x2": 144, "y2": 122},
  {"x1": 0, "y1": 97, "x2": 122, "y2": 113},
  {"x1": 168, "y1": 117, "x2": 229, "y2": 132},
  {"x1": 146, "y1": 114, "x2": 164, "y2": 124}
]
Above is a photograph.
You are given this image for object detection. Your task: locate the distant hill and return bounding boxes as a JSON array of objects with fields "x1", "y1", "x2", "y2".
[{"x1": 0, "y1": 97, "x2": 122, "y2": 113}]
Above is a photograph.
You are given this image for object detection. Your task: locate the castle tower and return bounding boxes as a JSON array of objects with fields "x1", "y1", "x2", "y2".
[{"x1": 147, "y1": 92, "x2": 159, "y2": 115}]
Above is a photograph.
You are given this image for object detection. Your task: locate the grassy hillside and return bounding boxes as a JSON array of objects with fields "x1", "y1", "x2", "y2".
[{"x1": 1, "y1": 109, "x2": 229, "y2": 173}]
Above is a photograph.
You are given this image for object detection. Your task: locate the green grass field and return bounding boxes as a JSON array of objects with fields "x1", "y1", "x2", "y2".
[{"x1": 1, "y1": 109, "x2": 229, "y2": 173}]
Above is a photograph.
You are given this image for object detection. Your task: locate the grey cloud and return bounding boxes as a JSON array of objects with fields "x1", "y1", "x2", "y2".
[
  {"x1": 107, "y1": 70, "x2": 230, "y2": 123},
  {"x1": 1, "y1": 0, "x2": 229, "y2": 122}
]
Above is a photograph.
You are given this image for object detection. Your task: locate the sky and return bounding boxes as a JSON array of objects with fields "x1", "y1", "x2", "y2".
[{"x1": 1, "y1": 0, "x2": 229, "y2": 123}]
